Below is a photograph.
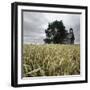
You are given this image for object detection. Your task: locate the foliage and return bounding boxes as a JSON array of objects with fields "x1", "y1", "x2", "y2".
[
  {"x1": 23, "y1": 44, "x2": 80, "y2": 77},
  {"x1": 44, "y1": 20, "x2": 67, "y2": 44}
]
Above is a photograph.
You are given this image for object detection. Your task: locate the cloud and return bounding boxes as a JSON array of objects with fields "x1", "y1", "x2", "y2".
[{"x1": 23, "y1": 11, "x2": 80, "y2": 44}]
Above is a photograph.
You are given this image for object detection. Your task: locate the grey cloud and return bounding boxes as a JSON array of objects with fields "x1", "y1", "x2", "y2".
[{"x1": 23, "y1": 11, "x2": 80, "y2": 44}]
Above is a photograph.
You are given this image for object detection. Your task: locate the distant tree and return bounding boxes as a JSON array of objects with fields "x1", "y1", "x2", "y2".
[{"x1": 44, "y1": 20, "x2": 67, "y2": 44}]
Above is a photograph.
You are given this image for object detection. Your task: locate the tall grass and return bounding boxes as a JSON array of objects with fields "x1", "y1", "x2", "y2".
[{"x1": 23, "y1": 44, "x2": 80, "y2": 77}]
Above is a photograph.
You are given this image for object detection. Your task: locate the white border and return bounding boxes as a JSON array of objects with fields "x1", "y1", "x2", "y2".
[{"x1": 18, "y1": 5, "x2": 86, "y2": 84}]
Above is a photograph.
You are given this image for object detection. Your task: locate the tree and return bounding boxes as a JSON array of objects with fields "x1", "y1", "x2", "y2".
[{"x1": 44, "y1": 20, "x2": 67, "y2": 44}]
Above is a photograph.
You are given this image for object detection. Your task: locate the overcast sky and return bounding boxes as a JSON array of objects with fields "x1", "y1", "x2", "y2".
[{"x1": 23, "y1": 11, "x2": 80, "y2": 44}]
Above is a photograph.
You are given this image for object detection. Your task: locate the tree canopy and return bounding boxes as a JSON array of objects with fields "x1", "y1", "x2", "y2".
[{"x1": 44, "y1": 20, "x2": 67, "y2": 44}]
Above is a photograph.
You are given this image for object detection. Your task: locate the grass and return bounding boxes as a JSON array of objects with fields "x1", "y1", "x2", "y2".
[{"x1": 23, "y1": 44, "x2": 80, "y2": 77}]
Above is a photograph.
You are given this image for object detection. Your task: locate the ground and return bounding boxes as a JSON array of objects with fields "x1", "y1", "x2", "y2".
[{"x1": 23, "y1": 44, "x2": 80, "y2": 77}]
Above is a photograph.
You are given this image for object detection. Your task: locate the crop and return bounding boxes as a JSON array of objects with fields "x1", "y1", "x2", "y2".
[{"x1": 23, "y1": 44, "x2": 80, "y2": 77}]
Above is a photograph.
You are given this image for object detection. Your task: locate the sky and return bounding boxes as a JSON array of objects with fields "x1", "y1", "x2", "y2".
[{"x1": 23, "y1": 11, "x2": 80, "y2": 44}]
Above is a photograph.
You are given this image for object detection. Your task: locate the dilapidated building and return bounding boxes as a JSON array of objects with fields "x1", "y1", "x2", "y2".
[
  {"x1": 44, "y1": 28, "x2": 75, "y2": 44},
  {"x1": 63, "y1": 28, "x2": 75, "y2": 44}
]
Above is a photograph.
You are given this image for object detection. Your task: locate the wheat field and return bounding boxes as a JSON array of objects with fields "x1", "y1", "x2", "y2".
[{"x1": 23, "y1": 44, "x2": 80, "y2": 77}]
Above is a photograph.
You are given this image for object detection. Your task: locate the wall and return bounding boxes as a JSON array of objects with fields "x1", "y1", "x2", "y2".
[{"x1": 0, "y1": 0, "x2": 89, "y2": 90}]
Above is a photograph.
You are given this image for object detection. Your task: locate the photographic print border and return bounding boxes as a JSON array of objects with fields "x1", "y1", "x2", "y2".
[{"x1": 11, "y1": 2, "x2": 88, "y2": 87}]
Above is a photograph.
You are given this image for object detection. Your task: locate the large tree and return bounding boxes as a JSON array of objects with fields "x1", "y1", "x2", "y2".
[{"x1": 44, "y1": 20, "x2": 67, "y2": 44}]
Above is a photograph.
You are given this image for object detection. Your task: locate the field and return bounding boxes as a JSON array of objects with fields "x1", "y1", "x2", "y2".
[{"x1": 23, "y1": 44, "x2": 80, "y2": 77}]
